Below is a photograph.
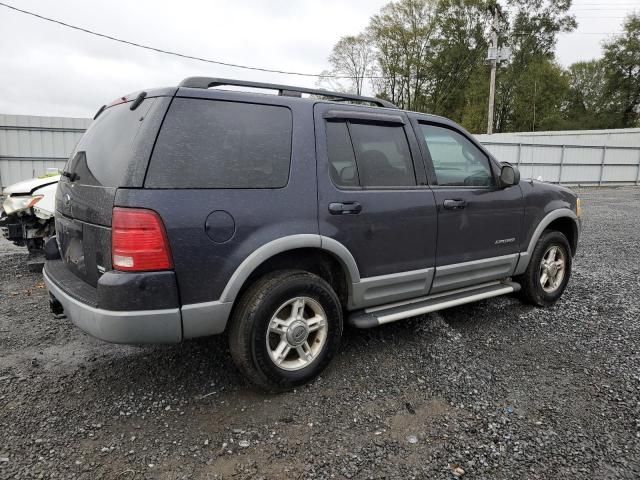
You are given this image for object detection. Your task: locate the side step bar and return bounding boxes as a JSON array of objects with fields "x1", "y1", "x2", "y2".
[{"x1": 348, "y1": 280, "x2": 521, "y2": 328}]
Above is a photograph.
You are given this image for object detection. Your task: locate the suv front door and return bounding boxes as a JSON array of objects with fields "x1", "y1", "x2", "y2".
[
  {"x1": 410, "y1": 117, "x2": 524, "y2": 293},
  {"x1": 314, "y1": 103, "x2": 438, "y2": 309}
]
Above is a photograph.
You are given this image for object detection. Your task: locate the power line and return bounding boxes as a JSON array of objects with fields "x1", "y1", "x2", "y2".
[
  {"x1": 0, "y1": 0, "x2": 627, "y2": 82},
  {"x1": 0, "y1": 1, "x2": 353, "y2": 79},
  {"x1": 511, "y1": 32, "x2": 622, "y2": 36},
  {"x1": 570, "y1": 7, "x2": 640, "y2": 10}
]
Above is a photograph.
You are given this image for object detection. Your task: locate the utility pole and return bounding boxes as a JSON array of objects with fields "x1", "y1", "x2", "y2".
[
  {"x1": 487, "y1": 3, "x2": 500, "y2": 135},
  {"x1": 532, "y1": 80, "x2": 537, "y2": 132}
]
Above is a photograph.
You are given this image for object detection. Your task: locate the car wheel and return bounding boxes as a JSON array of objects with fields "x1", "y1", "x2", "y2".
[
  {"x1": 228, "y1": 270, "x2": 343, "y2": 391},
  {"x1": 517, "y1": 230, "x2": 572, "y2": 307}
]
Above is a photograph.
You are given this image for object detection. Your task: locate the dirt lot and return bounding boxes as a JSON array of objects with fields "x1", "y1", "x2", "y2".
[{"x1": 1, "y1": 187, "x2": 639, "y2": 479}]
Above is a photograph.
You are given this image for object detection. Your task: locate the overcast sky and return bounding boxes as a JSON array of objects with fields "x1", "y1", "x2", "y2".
[{"x1": 0, "y1": 0, "x2": 637, "y2": 118}]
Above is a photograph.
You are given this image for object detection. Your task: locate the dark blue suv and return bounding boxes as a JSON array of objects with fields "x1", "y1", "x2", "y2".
[{"x1": 44, "y1": 78, "x2": 581, "y2": 390}]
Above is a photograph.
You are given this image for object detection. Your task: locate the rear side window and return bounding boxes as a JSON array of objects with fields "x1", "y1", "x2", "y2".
[
  {"x1": 65, "y1": 99, "x2": 157, "y2": 187},
  {"x1": 326, "y1": 120, "x2": 416, "y2": 188},
  {"x1": 146, "y1": 99, "x2": 292, "y2": 189}
]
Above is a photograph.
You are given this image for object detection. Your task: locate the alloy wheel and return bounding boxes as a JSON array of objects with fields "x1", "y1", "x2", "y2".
[{"x1": 266, "y1": 296, "x2": 328, "y2": 371}]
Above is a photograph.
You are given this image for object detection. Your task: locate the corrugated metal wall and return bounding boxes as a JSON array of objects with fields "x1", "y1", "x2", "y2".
[
  {"x1": 1, "y1": 115, "x2": 640, "y2": 191},
  {"x1": 0, "y1": 114, "x2": 90, "y2": 191},
  {"x1": 476, "y1": 129, "x2": 640, "y2": 185}
]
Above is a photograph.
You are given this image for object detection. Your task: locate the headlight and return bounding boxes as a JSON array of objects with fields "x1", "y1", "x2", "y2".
[
  {"x1": 575, "y1": 198, "x2": 582, "y2": 218},
  {"x1": 1, "y1": 195, "x2": 43, "y2": 215}
]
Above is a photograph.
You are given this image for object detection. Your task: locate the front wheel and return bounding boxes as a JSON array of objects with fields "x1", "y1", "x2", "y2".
[
  {"x1": 516, "y1": 230, "x2": 572, "y2": 307},
  {"x1": 228, "y1": 270, "x2": 343, "y2": 391}
]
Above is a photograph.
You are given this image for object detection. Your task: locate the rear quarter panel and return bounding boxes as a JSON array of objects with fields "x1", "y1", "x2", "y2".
[{"x1": 115, "y1": 98, "x2": 318, "y2": 306}]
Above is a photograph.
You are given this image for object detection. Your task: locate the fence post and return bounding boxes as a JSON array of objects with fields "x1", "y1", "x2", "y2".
[
  {"x1": 599, "y1": 146, "x2": 607, "y2": 186},
  {"x1": 558, "y1": 145, "x2": 565, "y2": 184},
  {"x1": 517, "y1": 143, "x2": 522, "y2": 167},
  {"x1": 636, "y1": 149, "x2": 640, "y2": 186}
]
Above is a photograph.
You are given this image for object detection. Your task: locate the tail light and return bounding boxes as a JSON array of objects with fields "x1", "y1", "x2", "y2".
[{"x1": 111, "y1": 207, "x2": 173, "y2": 272}]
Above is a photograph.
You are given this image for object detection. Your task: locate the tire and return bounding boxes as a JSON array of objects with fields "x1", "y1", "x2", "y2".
[
  {"x1": 516, "y1": 230, "x2": 572, "y2": 307},
  {"x1": 228, "y1": 270, "x2": 343, "y2": 392}
]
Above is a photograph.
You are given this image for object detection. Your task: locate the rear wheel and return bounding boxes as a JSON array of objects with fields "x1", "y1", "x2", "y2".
[
  {"x1": 517, "y1": 230, "x2": 572, "y2": 307},
  {"x1": 228, "y1": 270, "x2": 343, "y2": 391}
]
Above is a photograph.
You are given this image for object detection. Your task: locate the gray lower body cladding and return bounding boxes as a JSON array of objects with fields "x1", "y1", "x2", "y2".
[
  {"x1": 44, "y1": 258, "x2": 233, "y2": 344},
  {"x1": 44, "y1": 267, "x2": 182, "y2": 344}
]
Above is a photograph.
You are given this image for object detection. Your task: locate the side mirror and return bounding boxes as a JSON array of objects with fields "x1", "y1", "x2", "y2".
[{"x1": 499, "y1": 163, "x2": 520, "y2": 188}]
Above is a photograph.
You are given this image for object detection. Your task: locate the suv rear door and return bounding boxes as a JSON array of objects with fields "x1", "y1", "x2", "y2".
[
  {"x1": 314, "y1": 103, "x2": 438, "y2": 309},
  {"x1": 409, "y1": 115, "x2": 524, "y2": 293},
  {"x1": 56, "y1": 92, "x2": 173, "y2": 286}
]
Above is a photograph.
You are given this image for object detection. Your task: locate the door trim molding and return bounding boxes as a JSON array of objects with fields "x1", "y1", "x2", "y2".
[
  {"x1": 352, "y1": 253, "x2": 521, "y2": 309},
  {"x1": 430, "y1": 253, "x2": 519, "y2": 294},
  {"x1": 350, "y1": 267, "x2": 434, "y2": 310}
]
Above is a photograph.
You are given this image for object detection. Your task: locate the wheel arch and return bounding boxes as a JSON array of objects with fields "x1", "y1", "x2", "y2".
[
  {"x1": 546, "y1": 217, "x2": 578, "y2": 256},
  {"x1": 219, "y1": 235, "x2": 360, "y2": 307},
  {"x1": 514, "y1": 208, "x2": 578, "y2": 276}
]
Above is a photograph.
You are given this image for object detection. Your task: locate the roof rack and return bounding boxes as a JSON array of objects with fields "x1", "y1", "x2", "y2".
[{"x1": 178, "y1": 77, "x2": 397, "y2": 109}]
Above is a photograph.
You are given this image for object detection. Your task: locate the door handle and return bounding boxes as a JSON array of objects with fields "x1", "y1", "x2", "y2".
[
  {"x1": 329, "y1": 202, "x2": 362, "y2": 215},
  {"x1": 443, "y1": 199, "x2": 467, "y2": 210}
]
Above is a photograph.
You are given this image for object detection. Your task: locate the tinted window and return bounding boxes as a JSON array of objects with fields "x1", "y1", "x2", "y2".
[
  {"x1": 348, "y1": 123, "x2": 416, "y2": 188},
  {"x1": 326, "y1": 122, "x2": 359, "y2": 187},
  {"x1": 421, "y1": 124, "x2": 494, "y2": 187},
  {"x1": 65, "y1": 99, "x2": 157, "y2": 187},
  {"x1": 147, "y1": 99, "x2": 292, "y2": 188}
]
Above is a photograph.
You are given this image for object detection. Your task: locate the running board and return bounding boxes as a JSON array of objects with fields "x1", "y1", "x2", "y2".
[{"x1": 348, "y1": 280, "x2": 521, "y2": 328}]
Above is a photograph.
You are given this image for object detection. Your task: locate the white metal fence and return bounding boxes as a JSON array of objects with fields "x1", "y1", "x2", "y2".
[
  {"x1": 481, "y1": 141, "x2": 640, "y2": 186},
  {"x1": 0, "y1": 114, "x2": 90, "y2": 190},
  {"x1": 1, "y1": 115, "x2": 640, "y2": 190}
]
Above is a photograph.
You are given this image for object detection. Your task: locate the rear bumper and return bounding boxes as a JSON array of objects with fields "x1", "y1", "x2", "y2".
[{"x1": 43, "y1": 266, "x2": 182, "y2": 344}]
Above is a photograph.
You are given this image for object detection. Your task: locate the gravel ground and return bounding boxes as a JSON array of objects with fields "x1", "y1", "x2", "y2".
[{"x1": 1, "y1": 187, "x2": 639, "y2": 479}]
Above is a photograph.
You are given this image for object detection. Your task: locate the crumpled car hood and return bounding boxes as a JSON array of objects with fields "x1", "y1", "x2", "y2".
[{"x1": 3, "y1": 175, "x2": 60, "y2": 195}]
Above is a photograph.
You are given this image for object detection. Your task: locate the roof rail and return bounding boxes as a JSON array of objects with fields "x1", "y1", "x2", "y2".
[{"x1": 178, "y1": 77, "x2": 397, "y2": 109}]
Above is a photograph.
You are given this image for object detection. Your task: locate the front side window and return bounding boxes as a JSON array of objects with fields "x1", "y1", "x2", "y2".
[
  {"x1": 326, "y1": 120, "x2": 416, "y2": 188},
  {"x1": 421, "y1": 124, "x2": 494, "y2": 187},
  {"x1": 146, "y1": 98, "x2": 292, "y2": 189}
]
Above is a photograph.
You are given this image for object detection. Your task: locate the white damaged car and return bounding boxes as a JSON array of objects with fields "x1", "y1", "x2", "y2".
[{"x1": 1, "y1": 174, "x2": 59, "y2": 255}]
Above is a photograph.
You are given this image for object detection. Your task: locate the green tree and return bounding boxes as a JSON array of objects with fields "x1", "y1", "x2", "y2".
[
  {"x1": 322, "y1": 0, "x2": 588, "y2": 133},
  {"x1": 427, "y1": 0, "x2": 490, "y2": 119},
  {"x1": 563, "y1": 60, "x2": 613, "y2": 129},
  {"x1": 509, "y1": 58, "x2": 569, "y2": 131},
  {"x1": 367, "y1": 0, "x2": 490, "y2": 114},
  {"x1": 491, "y1": 0, "x2": 576, "y2": 132},
  {"x1": 602, "y1": 14, "x2": 640, "y2": 128},
  {"x1": 459, "y1": 64, "x2": 491, "y2": 132},
  {"x1": 368, "y1": 0, "x2": 438, "y2": 111}
]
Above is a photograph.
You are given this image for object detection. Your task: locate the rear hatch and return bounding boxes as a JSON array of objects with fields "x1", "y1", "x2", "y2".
[{"x1": 56, "y1": 90, "x2": 174, "y2": 286}]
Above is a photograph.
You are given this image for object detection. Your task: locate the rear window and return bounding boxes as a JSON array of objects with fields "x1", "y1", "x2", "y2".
[
  {"x1": 65, "y1": 99, "x2": 157, "y2": 187},
  {"x1": 146, "y1": 98, "x2": 292, "y2": 189}
]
